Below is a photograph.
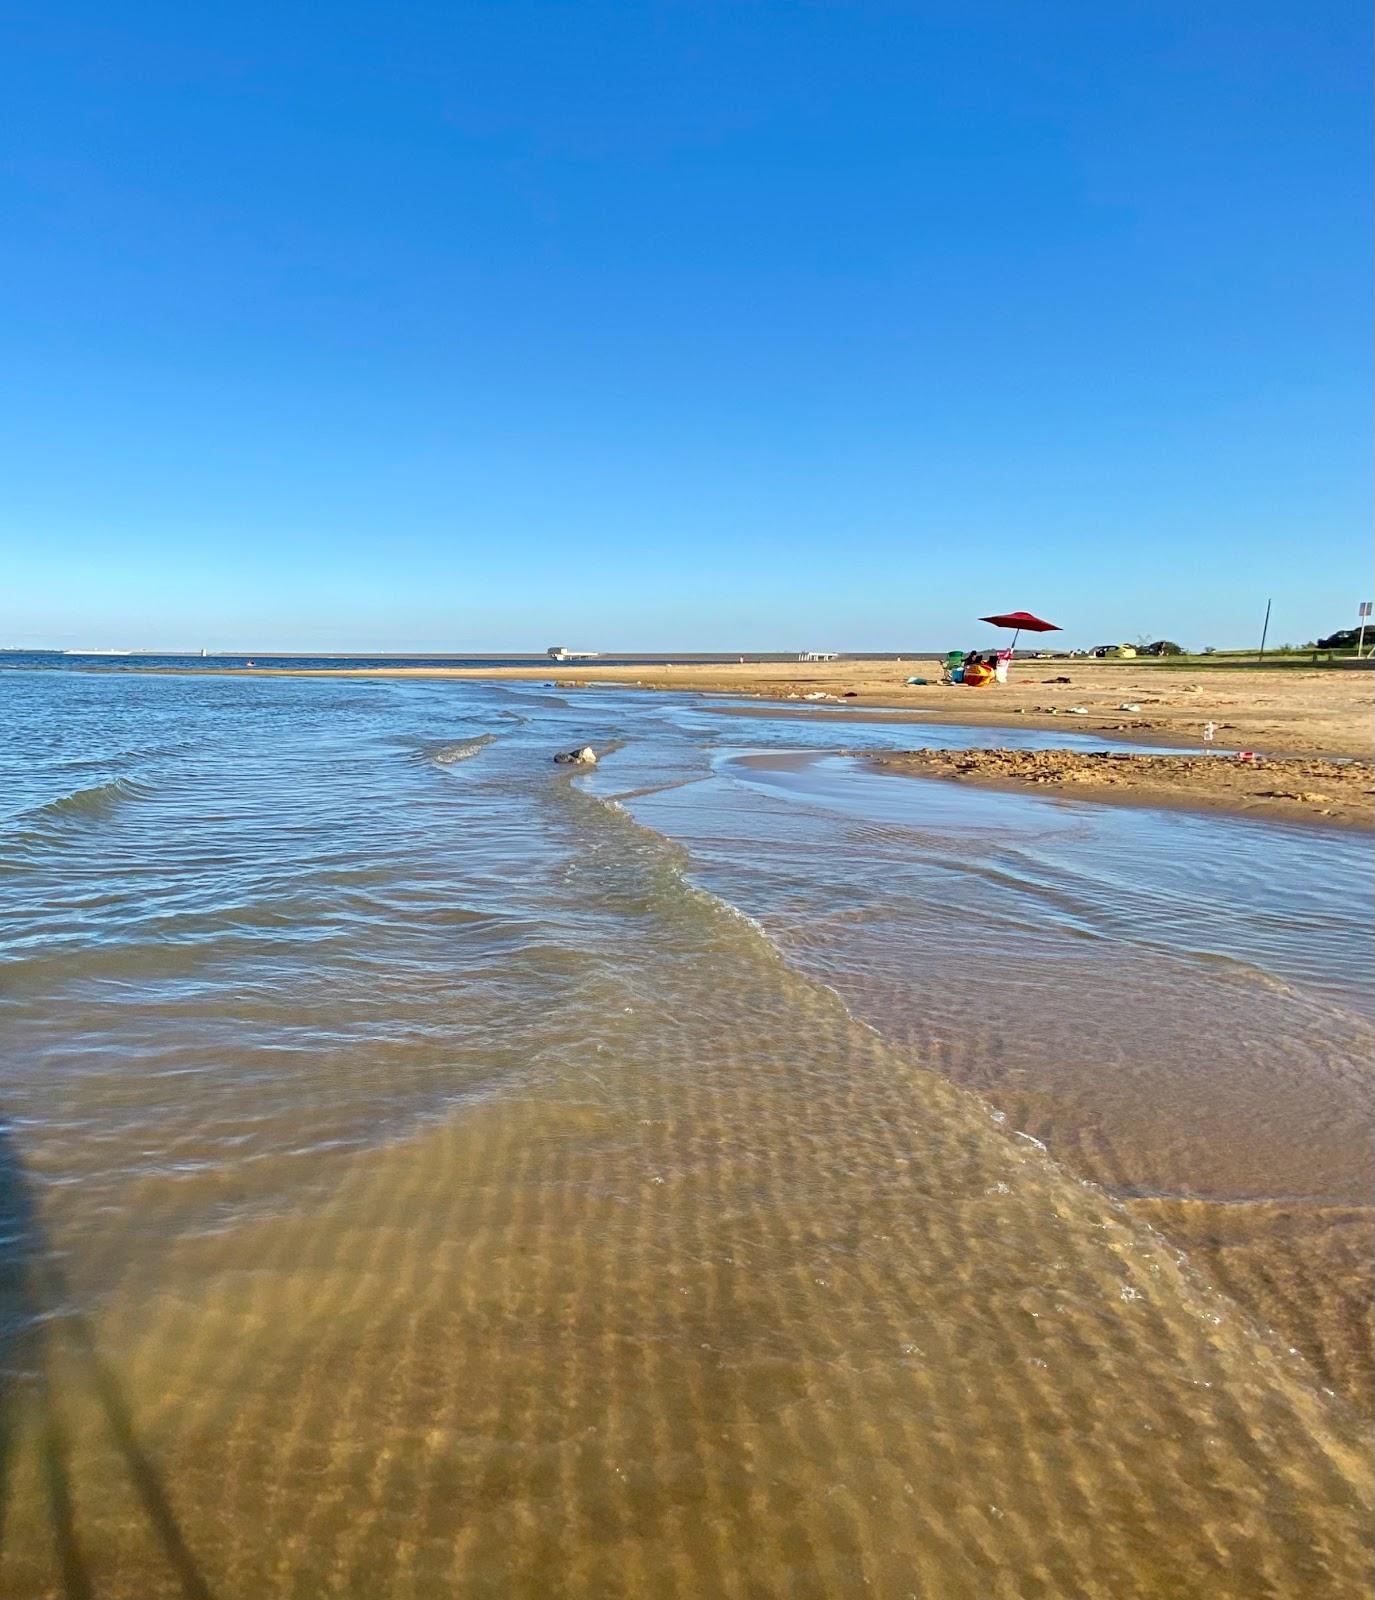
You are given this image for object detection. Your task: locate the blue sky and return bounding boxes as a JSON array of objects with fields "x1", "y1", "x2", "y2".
[{"x1": 2, "y1": 1, "x2": 1368, "y2": 651}]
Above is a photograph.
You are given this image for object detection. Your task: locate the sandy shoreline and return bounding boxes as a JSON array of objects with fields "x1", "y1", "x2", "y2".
[
  {"x1": 206, "y1": 657, "x2": 1375, "y2": 824},
  {"x1": 216, "y1": 657, "x2": 1375, "y2": 760},
  {"x1": 861, "y1": 747, "x2": 1374, "y2": 829}
]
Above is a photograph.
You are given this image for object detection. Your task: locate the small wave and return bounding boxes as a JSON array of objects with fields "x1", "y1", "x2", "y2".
[
  {"x1": 423, "y1": 734, "x2": 498, "y2": 765},
  {"x1": 599, "y1": 775, "x2": 707, "y2": 805},
  {"x1": 553, "y1": 781, "x2": 790, "y2": 972},
  {"x1": 8, "y1": 776, "x2": 154, "y2": 832}
]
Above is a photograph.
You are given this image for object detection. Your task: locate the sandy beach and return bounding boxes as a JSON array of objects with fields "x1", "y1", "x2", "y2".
[{"x1": 560, "y1": 659, "x2": 1375, "y2": 759}]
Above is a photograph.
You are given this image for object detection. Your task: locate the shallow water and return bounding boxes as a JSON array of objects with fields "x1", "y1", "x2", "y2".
[{"x1": 0, "y1": 668, "x2": 1370, "y2": 1598}]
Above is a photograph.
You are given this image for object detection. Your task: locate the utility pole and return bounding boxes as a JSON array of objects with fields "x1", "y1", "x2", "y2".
[{"x1": 1257, "y1": 598, "x2": 1272, "y2": 664}]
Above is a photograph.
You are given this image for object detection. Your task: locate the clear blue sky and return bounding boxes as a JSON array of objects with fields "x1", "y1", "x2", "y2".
[{"x1": 2, "y1": 1, "x2": 1368, "y2": 651}]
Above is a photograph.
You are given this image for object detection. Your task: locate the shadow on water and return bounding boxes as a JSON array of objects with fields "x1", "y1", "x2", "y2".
[{"x1": 0, "y1": 1120, "x2": 217, "y2": 1600}]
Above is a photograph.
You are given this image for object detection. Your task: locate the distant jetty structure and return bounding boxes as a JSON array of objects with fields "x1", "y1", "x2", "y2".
[
  {"x1": 547, "y1": 647, "x2": 601, "y2": 661},
  {"x1": 797, "y1": 650, "x2": 840, "y2": 661}
]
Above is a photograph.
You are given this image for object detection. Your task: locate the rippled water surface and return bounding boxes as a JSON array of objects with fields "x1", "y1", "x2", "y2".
[{"x1": 1, "y1": 667, "x2": 1370, "y2": 1598}]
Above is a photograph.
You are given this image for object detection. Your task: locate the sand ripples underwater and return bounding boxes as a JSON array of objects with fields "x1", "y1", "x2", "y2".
[{"x1": 0, "y1": 669, "x2": 1370, "y2": 1598}]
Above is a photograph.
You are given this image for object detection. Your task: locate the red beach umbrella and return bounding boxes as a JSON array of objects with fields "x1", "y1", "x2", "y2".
[{"x1": 978, "y1": 611, "x2": 1061, "y2": 651}]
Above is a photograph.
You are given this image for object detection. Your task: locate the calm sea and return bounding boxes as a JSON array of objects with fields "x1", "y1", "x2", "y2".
[{"x1": 1, "y1": 662, "x2": 1370, "y2": 1598}]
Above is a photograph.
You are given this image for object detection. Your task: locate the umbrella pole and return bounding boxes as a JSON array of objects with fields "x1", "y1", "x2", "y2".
[{"x1": 1010, "y1": 629, "x2": 1020, "y2": 652}]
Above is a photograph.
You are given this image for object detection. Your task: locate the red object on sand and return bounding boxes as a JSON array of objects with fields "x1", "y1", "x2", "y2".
[{"x1": 978, "y1": 611, "x2": 1061, "y2": 633}]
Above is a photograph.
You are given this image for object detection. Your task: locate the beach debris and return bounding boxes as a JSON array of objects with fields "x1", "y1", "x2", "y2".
[
  {"x1": 554, "y1": 746, "x2": 598, "y2": 765},
  {"x1": 1064, "y1": 706, "x2": 1088, "y2": 714},
  {"x1": 1262, "y1": 790, "x2": 1331, "y2": 803},
  {"x1": 1117, "y1": 703, "x2": 1141, "y2": 712},
  {"x1": 1044, "y1": 676, "x2": 1072, "y2": 684},
  {"x1": 904, "y1": 676, "x2": 929, "y2": 685}
]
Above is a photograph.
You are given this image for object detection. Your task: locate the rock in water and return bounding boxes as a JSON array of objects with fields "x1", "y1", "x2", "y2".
[{"x1": 554, "y1": 746, "x2": 597, "y2": 765}]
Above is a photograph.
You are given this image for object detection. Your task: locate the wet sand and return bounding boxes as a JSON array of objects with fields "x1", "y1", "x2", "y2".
[
  {"x1": 5, "y1": 804, "x2": 1372, "y2": 1598},
  {"x1": 861, "y1": 746, "x2": 1374, "y2": 828},
  {"x1": 229, "y1": 659, "x2": 1375, "y2": 760}
]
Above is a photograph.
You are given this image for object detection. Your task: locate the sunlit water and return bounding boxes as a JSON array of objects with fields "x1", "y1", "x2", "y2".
[{"x1": 1, "y1": 667, "x2": 1370, "y2": 1598}]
